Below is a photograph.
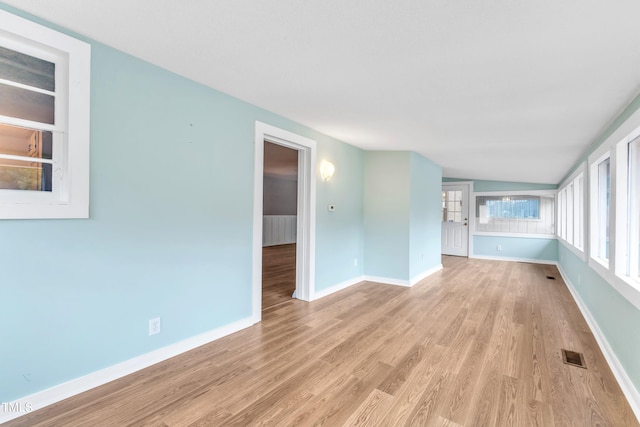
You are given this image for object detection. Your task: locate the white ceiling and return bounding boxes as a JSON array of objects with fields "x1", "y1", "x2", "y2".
[{"x1": 6, "y1": 1, "x2": 640, "y2": 184}]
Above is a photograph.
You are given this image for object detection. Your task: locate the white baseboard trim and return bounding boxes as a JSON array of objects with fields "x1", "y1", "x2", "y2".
[
  {"x1": 311, "y1": 265, "x2": 444, "y2": 300},
  {"x1": 470, "y1": 254, "x2": 557, "y2": 265},
  {"x1": 410, "y1": 264, "x2": 443, "y2": 286},
  {"x1": 557, "y1": 264, "x2": 640, "y2": 423},
  {"x1": 311, "y1": 276, "x2": 364, "y2": 300},
  {"x1": 363, "y1": 275, "x2": 411, "y2": 287},
  {"x1": 0, "y1": 316, "x2": 256, "y2": 424}
]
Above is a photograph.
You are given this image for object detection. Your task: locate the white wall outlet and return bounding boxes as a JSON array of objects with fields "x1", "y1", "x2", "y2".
[
  {"x1": 354, "y1": 258, "x2": 358, "y2": 267},
  {"x1": 496, "y1": 245, "x2": 502, "y2": 252},
  {"x1": 149, "y1": 317, "x2": 161, "y2": 336}
]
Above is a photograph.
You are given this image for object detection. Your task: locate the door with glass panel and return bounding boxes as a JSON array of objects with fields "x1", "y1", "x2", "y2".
[{"x1": 442, "y1": 184, "x2": 469, "y2": 256}]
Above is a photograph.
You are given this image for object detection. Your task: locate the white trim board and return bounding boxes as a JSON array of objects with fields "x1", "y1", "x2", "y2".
[
  {"x1": 410, "y1": 264, "x2": 443, "y2": 286},
  {"x1": 0, "y1": 317, "x2": 256, "y2": 424},
  {"x1": 312, "y1": 276, "x2": 364, "y2": 300},
  {"x1": 253, "y1": 121, "x2": 317, "y2": 323},
  {"x1": 469, "y1": 254, "x2": 558, "y2": 265},
  {"x1": 313, "y1": 265, "x2": 443, "y2": 301},
  {"x1": 556, "y1": 265, "x2": 640, "y2": 423}
]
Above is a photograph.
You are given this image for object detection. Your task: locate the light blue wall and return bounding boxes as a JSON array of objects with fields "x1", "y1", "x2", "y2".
[
  {"x1": 0, "y1": 4, "x2": 365, "y2": 402},
  {"x1": 556, "y1": 91, "x2": 640, "y2": 394},
  {"x1": 409, "y1": 153, "x2": 443, "y2": 280},
  {"x1": 363, "y1": 152, "x2": 442, "y2": 282},
  {"x1": 559, "y1": 245, "x2": 640, "y2": 390},
  {"x1": 315, "y1": 140, "x2": 365, "y2": 291},
  {"x1": 443, "y1": 177, "x2": 557, "y2": 191},
  {"x1": 474, "y1": 236, "x2": 558, "y2": 262},
  {"x1": 443, "y1": 178, "x2": 560, "y2": 262},
  {"x1": 363, "y1": 152, "x2": 411, "y2": 280}
]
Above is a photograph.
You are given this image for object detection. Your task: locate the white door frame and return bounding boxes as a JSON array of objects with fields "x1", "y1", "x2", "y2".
[
  {"x1": 441, "y1": 181, "x2": 472, "y2": 257},
  {"x1": 252, "y1": 121, "x2": 316, "y2": 322}
]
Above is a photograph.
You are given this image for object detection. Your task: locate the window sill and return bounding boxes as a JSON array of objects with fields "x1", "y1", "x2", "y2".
[
  {"x1": 613, "y1": 274, "x2": 640, "y2": 311},
  {"x1": 558, "y1": 238, "x2": 586, "y2": 262},
  {"x1": 472, "y1": 231, "x2": 556, "y2": 239}
]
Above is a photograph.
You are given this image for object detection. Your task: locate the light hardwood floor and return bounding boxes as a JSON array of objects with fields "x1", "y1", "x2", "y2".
[
  {"x1": 262, "y1": 244, "x2": 296, "y2": 309},
  {"x1": 6, "y1": 257, "x2": 638, "y2": 426}
]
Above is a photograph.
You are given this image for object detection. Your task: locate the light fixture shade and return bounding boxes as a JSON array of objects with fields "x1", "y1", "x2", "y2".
[{"x1": 320, "y1": 161, "x2": 335, "y2": 181}]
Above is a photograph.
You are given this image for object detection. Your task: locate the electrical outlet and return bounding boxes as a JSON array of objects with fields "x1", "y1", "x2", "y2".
[
  {"x1": 497, "y1": 245, "x2": 502, "y2": 252},
  {"x1": 354, "y1": 258, "x2": 358, "y2": 267},
  {"x1": 149, "y1": 317, "x2": 161, "y2": 336}
]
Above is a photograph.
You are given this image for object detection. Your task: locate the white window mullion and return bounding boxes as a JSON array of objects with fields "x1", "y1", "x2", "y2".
[
  {"x1": 0, "y1": 78, "x2": 56, "y2": 96},
  {"x1": 0, "y1": 115, "x2": 62, "y2": 133}
]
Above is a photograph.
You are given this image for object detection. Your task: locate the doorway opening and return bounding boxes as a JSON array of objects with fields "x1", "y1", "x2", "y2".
[
  {"x1": 252, "y1": 122, "x2": 316, "y2": 323},
  {"x1": 262, "y1": 142, "x2": 298, "y2": 309}
]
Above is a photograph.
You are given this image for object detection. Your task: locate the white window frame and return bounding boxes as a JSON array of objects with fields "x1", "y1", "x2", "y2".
[
  {"x1": 471, "y1": 189, "x2": 556, "y2": 239},
  {"x1": 589, "y1": 148, "x2": 611, "y2": 274},
  {"x1": 614, "y1": 126, "x2": 640, "y2": 291},
  {"x1": 573, "y1": 172, "x2": 584, "y2": 251},
  {"x1": 586, "y1": 106, "x2": 640, "y2": 311},
  {"x1": 557, "y1": 163, "x2": 586, "y2": 260},
  {"x1": 0, "y1": 10, "x2": 90, "y2": 219},
  {"x1": 558, "y1": 187, "x2": 567, "y2": 241}
]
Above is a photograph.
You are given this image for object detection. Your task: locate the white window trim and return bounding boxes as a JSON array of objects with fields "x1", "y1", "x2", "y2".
[
  {"x1": 614, "y1": 125, "x2": 640, "y2": 293},
  {"x1": 586, "y1": 106, "x2": 640, "y2": 311},
  {"x1": 471, "y1": 189, "x2": 556, "y2": 239},
  {"x1": 557, "y1": 162, "x2": 587, "y2": 261},
  {"x1": 588, "y1": 144, "x2": 612, "y2": 278},
  {"x1": 0, "y1": 10, "x2": 90, "y2": 219}
]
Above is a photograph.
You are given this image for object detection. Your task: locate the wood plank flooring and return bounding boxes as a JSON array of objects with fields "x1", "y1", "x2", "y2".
[
  {"x1": 6, "y1": 256, "x2": 638, "y2": 426},
  {"x1": 262, "y1": 244, "x2": 296, "y2": 309}
]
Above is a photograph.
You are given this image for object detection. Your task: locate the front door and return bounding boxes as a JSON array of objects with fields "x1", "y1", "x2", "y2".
[{"x1": 441, "y1": 184, "x2": 469, "y2": 256}]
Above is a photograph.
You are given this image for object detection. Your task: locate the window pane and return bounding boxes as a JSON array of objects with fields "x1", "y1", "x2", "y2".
[
  {"x1": 628, "y1": 138, "x2": 640, "y2": 281},
  {"x1": 0, "y1": 123, "x2": 52, "y2": 159},
  {"x1": 0, "y1": 46, "x2": 55, "y2": 91},
  {"x1": 597, "y1": 157, "x2": 610, "y2": 261},
  {"x1": 559, "y1": 189, "x2": 566, "y2": 240},
  {"x1": 0, "y1": 160, "x2": 52, "y2": 191},
  {"x1": 476, "y1": 194, "x2": 554, "y2": 234},
  {"x1": 566, "y1": 183, "x2": 574, "y2": 244},
  {"x1": 574, "y1": 175, "x2": 583, "y2": 249},
  {"x1": 0, "y1": 83, "x2": 55, "y2": 124},
  {"x1": 0, "y1": 123, "x2": 52, "y2": 192},
  {"x1": 477, "y1": 195, "x2": 540, "y2": 219}
]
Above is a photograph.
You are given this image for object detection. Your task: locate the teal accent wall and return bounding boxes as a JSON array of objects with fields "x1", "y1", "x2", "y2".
[
  {"x1": 364, "y1": 152, "x2": 411, "y2": 280},
  {"x1": 473, "y1": 236, "x2": 558, "y2": 262},
  {"x1": 0, "y1": 4, "x2": 365, "y2": 402},
  {"x1": 364, "y1": 152, "x2": 442, "y2": 282},
  {"x1": 559, "y1": 245, "x2": 640, "y2": 391},
  {"x1": 409, "y1": 153, "x2": 443, "y2": 281}
]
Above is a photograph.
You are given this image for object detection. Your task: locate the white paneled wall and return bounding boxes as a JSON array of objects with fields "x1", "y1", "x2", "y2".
[{"x1": 263, "y1": 215, "x2": 297, "y2": 246}]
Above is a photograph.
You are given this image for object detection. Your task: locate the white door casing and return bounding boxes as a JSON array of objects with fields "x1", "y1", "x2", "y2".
[
  {"x1": 442, "y1": 183, "x2": 470, "y2": 256},
  {"x1": 252, "y1": 122, "x2": 316, "y2": 323}
]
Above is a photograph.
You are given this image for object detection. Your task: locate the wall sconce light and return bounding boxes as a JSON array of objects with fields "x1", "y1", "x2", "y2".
[{"x1": 320, "y1": 160, "x2": 335, "y2": 181}]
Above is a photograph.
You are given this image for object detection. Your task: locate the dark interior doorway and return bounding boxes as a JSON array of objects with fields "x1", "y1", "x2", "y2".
[{"x1": 262, "y1": 141, "x2": 298, "y2": 309}]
